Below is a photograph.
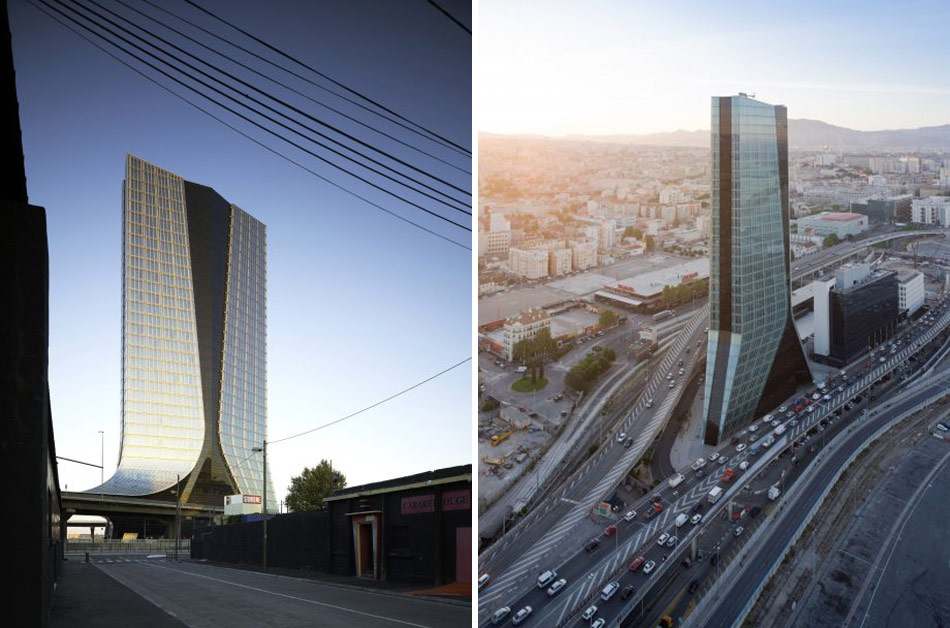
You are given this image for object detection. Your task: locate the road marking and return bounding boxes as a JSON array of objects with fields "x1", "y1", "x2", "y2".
[{"x1": 142, "y1": 562, "x2": 435, "y2": 628}]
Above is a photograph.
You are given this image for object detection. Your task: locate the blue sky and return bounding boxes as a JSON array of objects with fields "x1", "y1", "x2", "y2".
[
  {"x1": 10, "y1": 0, "x2": 471, "y2": 501},
  {"x1": 479, "y1": 0, "x2": 950, "y2": 135}
]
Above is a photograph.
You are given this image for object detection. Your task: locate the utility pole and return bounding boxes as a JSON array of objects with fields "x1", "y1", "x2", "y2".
[
  {"x1": 253, "y1": 441, "x2": 268, "y2": 572},
  {"x1": 175, "y1": 473, "x2": 181, "y2": 562}
]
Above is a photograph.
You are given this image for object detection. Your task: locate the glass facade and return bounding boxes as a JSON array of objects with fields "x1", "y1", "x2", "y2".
[
  {"x1": 90, "y1": 155, "x2": 273, "y2": 510},
  {"x1": 703, "y1": 96, "x2": 811, "y2": 445}
]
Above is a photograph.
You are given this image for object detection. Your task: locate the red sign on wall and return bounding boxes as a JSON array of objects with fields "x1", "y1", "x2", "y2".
[
  {"x1": 442, "y1": 490, "x2": 471, "y2": 511},
  {"x1": 400, "y1": 490, "x2": 472, "y2": 514},
  {"x1": 243, "y1": 495, "x2": 262, "y2": 504}
]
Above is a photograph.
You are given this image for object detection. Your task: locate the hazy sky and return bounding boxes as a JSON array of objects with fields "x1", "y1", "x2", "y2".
[
  {"x1": 479, "y1": 0, "x2": 950, "y2": 136},
  {"x1": 11, "y1": 0, "x2": 471, "y2": 503}
]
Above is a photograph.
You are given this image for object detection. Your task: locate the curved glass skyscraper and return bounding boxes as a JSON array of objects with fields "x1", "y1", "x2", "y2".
[
  {"x1": 702, "y1": 95, "x2": 811, "y2": 445},
  {"x1": 89, "y1": 155, "x2": 274, "y2": 510}
]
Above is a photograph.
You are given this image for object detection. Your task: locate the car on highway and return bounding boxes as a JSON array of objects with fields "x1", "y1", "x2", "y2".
[
  {"x1": 690, "y1": 513, "x2": 702, "y2": 525},
  {"x1": 621, "y1": 585, "x2": 635, "y2": 600},
  {"x1": 739, "y1": 460, "x2": 750, "y2": 471},
  {"x1": 625, "y1": 437, "x2": 634, "y2": 448},
  {"x1": 689, "y1": 580, "x2": 700, "y2": 594},
  {"x1": 646, "y1": 399, "x2": 654, "y2": 408},
  {"x1": 789, "y1": 419, "x2": 798, "y2": 428},
  {"x1": 490, "y1": 607, "x2": 510, "y2": 625},
  {"x1": 734, "y1": 526, "x2": 745, "y2": 537},
  {"x1": 643, "y1": 560, "x2": 657, "y2": 574},
  {"x1": 547, "y1": 578, "x2": 567, "y2": 596},
  {"x1": 807, "y1": 406, "x2": 815, "y2": 413},
  {"x1": 604, "y1": 525, "x2": 617, "y2": 537},
  {"x1": 748, "y1": 424, "x2": 759, "y2": 432},
  {"x1": 778, "y1": 405, "x2": 787, "y2": 413},
  {"x1": 771, "y1": 419, "x2": 780, "y2": 427},
  {"x1": 657, "y1": 532, "x2": 670, "y2": 546},
  {"x1": 617, "y1": 432, "x2": 626, "y2": 442},
  {"x1": 585, "y1": 538, "x2": 601, "y2": 552},
  {"x1": 691, "y1": 457, "x2": 707, "y2": 470},
  {"x1": 600, "y1": 581, "x2": 620, "y2": 601},
  {"x1": 624, "y1": 510, "x2": 637, "y2": 521},
  {"x1": 478, "y1": 574, "x2": 490, "y2": 590},
  {"x1": 592, "y1": 620, "x2": 606, "y2": 628},
  {"x1": 786, "y1": 410, "x2": 795, "y2": 418},
  {"x1": 512, "y1": 606, "x2": 532, "y2": 625},
  {"x1": 718, "y1": 456, "x2": 729, "y2": 466},
  {"x1": 536, "y1": 570, "x2": 556, "y2": 589},
  {"x1": 582, "y1": 605, "x2": 598, "y2": 620},
  {"x1": 709, "y1": 452, "x2": 720, "y2": 462},
  {"x1": 666, "y1": 535, "x2": 678, "y2": 547},
  {"x1": 669, "y1": 380, "x2": 675, "y2": 388},
  {"x1": 629, "y1": 556, "x2": 646, "y2": 571},
  {"x1": 735, "y1": 443, "x2": 746, "y2": 452}
]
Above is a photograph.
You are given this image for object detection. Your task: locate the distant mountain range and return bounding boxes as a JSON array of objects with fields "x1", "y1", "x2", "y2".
[{"x1": 483, "y1": 120, "x2": 950, "y2": 151}]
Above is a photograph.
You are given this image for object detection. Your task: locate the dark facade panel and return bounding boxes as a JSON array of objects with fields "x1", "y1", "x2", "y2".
[{"x1": 830, "y1": 274, "x2": 899, "y2": 363}]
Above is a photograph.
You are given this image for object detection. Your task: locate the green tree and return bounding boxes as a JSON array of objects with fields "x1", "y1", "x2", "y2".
[
  {"x1": 623, "y1": 226, "x2": 643, "y2": 240},
  {"x1": 823, "y1": 233, "x2": 840, "y2": 248},
  {"x1": 285, "y1": 460, "x2": 346, "y2": 512},
  {"x1": 599, "y1": 310, "x2": 619, "y2": 328}
]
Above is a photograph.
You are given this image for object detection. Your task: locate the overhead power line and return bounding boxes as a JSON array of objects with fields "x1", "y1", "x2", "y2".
[
  {"x1": 268, "y1": 357, "x2": 471, "y2": 445},
  {"x1": 40, "y1": 0, "x2": 471, "y2": 233},
  {"x1": 27, "y1": 0, "x2": 471, "y2": 251},
  {"x1": 111, "y1": 0, "x2": 469, "y2": 176},
  {"x1": 427, "y1": 0, "x2": 471, "y2": 36},
  {"x1": 60, "y1": 0, "x2": 471, "y2": 218},
  {"x1": 181, "y1": 0, "x2": 471, "y2": 157}
]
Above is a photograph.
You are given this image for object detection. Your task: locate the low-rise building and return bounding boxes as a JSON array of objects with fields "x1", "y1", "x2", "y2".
[
  {"x1": 897, "y1": 269, "x2": 925, "y2": 316},
  {"x1": 502, "y1": 308, "x2": 551, "y2": 361},
  {"x1": 795, "y1": 212, "x2": 869, "y2": 239},
  {"x1": 911, "y1": 196, "x2": 950, "y2": 227},
  {"x1": 548, "y1": 247, "x2": 573, "y2": 276},
  {"x1": 508, "y1": 247, "x2": 548, "y2": 280}
]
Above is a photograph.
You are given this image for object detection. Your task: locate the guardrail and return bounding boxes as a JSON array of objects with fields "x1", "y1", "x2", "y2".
[
  {"x1": 65, "y1": 539, "x2": 190, "y2": 553},
  {"x1": 684, "y1": 383, "x2": 949, "y2": 628}
]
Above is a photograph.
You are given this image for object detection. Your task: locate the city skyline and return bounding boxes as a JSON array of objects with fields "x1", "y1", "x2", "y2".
[
  {"x1": 479, "y1": 0, "x2": 950, "y2": 136},
  {"x1": 11, "y1": 0, "x2": 471, "y2": 502}
]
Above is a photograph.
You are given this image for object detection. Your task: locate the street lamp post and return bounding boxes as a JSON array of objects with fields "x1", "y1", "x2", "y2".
[
  {"x1": 253, "y1": 442, "x2": 268, "y2": 573},
  {"x1": 175, "y1": 473, "x2": 181, "y2": 562}
]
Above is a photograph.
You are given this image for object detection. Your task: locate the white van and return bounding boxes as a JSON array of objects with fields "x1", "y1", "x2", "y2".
[
  {"x1": 668, "y1": 473, "x2": 685, "y2": 488},
  {"x1": 536, "y1": 570, "x2": 556, "y2": 589},
  {"x1": 600, "y1": 581, "x2": 620, "y2": 601},
  {"x1": 675, "y1": 513, "x2": 688, "y2": 527}
]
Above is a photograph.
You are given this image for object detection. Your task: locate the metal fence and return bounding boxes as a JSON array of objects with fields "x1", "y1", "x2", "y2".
[{"x1": 65, "y1": 539, "x2": 190, "y2": 554}]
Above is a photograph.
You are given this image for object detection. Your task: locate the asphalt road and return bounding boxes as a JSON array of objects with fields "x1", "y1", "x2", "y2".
[
  {"x1": 90, "y1": 559, "x2": 469, "y2": 628},
  {"x1": 698, "y1": 377, "x2": 950, "y2": 628},
  {"x1": 486, "y1": 297, "x2": 950, "y2": 628}
]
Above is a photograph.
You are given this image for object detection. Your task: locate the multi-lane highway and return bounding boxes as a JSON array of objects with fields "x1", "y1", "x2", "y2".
[{"x1": 481, "y1": 296, "x2": 950, "y2": 627}]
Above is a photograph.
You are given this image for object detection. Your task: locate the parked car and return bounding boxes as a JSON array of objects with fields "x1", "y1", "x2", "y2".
[{"x1": 478, "y1": 574, "x2": 490, "y2": 590}]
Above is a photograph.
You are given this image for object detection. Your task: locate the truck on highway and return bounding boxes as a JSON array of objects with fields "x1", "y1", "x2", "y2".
[
  {"x1": 774, "y1": 424, "x2": 786, "y2": 436},
  {"x1": 708, "y1": 486, "x2": 723, "y2": 504},
  {"x1": 675, "y1": 513, "x2": 688, "y2": 527},
  {"x1": 768, "y1": 486, "x2": 781, "y2": 501},
  {"x1": 668, "y1": 473, "x2": 686, "y2": 489}
]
